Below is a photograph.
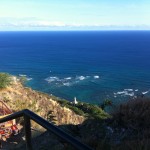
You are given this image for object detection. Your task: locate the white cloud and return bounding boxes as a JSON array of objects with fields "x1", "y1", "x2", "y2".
[
  {"x1": 0, "y1": 19, "x2": 66, "y2": 28},
  {"x1": 0, "y1": 17, "x2": 150, "y2": 30},
  {"x1": 0, "y1": 17, "x2": 87, "y2": 28}
]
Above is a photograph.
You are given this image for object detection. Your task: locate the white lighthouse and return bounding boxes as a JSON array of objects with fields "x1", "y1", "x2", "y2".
[{"x1": 74, "y1": 97, "x2": 78, "y2": 104}]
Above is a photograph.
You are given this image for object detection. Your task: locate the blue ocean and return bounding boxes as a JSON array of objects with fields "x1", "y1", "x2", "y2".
[{"x1": 0, "y1": 31, "x2": 150, "y2": 105}]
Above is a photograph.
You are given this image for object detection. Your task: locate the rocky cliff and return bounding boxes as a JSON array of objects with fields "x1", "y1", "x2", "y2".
[{"x1": 0, "y1": 76, "x2": 85, "y2": 126}]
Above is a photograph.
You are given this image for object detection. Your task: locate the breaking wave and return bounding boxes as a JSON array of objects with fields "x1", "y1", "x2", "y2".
[
  {"x1": 19, "y1": 74, "x2": 27, "y2": 77},
  {"x1": 45, "y1": 75, "x2": 100, "y2": 87},
  {"x1": 76, "y1": 76, "x2": 90, "y2": 80},
  {"x1": 45, "y1": 77, "x2": 60, "y2": 83},
  {"x1": 26, "y1": 78, "x2": 32, "y2": 81},
  {"x1": 64, "y1": 77, "x2": 72, "y2": 80},
  {"x1": 142, "y1": 90, "x2": 149, "y2": 95},
  {"x1": 114, "y1": 88, "x2": 150, "y2": 98},
  {"x1": 19, "y1": 74, "x2": 33, "y2": 81},
  {"x1": 94, "y1": 75, "x2": 100, "y2": 79}
]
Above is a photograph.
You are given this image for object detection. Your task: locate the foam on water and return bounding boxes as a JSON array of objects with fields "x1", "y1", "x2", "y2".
[
  {"x1": 45, "y1": 75, "x2": 99, "y2": 87},
  {"x1": 113, "y1": 88, "x2": 150, "y2": 98},
  {"x1": 45, "y1": 77, "x2": 60, "y2": 83},
  {"x1": 76, "y1": 76, "x2": 86, "y2": 80},
  {"x1": 94, "y1": 75, "x2": 100, "y2": 79},
  {"x1": 19, "y1": 74, "x2": 27, "y2": 77},
  {"x1": 64, "y1": 77, "x2": 72, "y2": 80},
  {"x1": 114, "y1": 89, "x2": 136, "y2": 97},
  {"x1": 26, "y1": 77, "x2": 33, "y2": 81},
  {"x1": 63, "y1": 82, "x2": 71, "y2": 86},
  {"x1": 142, "y1": 90, "x2": 149, "y2": 95},
  {"x1": 19, "y1": 74, "x2": 33, "y2": 81},
  {"x1": 124, "y1": 89, "x2": 133, "y2": 91}
]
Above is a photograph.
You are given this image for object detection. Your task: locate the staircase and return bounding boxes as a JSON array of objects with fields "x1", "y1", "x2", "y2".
[{"x1": 0, "y1": 109, "x2": 93, "y2": 150}]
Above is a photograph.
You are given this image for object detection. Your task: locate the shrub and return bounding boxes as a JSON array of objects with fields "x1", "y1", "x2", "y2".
[
  {"x1": 72, "y1": 102, "x2": 110, "y2": 119},
  {"x1": 100, "y1": 99, "x2": 112, "y2": 110},
  {"x1": 19, "y1": 76, "x2": 27, "y2": 85},
  {"x1": 0, "y1": 73, "x2": 11, "y2": 89},
  {"x1": 112, "y1": 97, "x2": 150, "y2": 129}
]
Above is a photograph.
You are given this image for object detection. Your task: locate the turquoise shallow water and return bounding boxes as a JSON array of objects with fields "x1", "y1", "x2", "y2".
[{"x1": 0, "y1": 31, "x2": 150, "y2": 104}]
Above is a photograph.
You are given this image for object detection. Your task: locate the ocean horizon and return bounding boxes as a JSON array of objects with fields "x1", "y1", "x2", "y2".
[{"x1": 0, "y1": 31, "x2": 150, "y2": 105}]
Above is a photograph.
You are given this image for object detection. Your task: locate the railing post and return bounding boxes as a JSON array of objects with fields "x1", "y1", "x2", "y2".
[{"x1": 24, "y1": 114, "x2": 32, "y2": 150}]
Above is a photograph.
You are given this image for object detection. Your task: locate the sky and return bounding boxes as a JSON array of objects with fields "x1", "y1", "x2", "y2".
[{"x1": 0, "y1": 0, "x2": 150, "y2": 30}]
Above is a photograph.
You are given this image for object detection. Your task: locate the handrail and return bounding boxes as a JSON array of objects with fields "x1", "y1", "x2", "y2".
[
  {"x1": 0, "y1": 100, "x2": 12, "y2": 115},
  {"x1": 0, "y1": 109, "x2": 93, "y2": 150}
]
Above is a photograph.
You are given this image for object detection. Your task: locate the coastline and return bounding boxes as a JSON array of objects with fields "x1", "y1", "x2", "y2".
[
  {"x1": 1, "y1": 73, "x2": 150, "y2": 150},
  {"x1": 0, "y1": 74, "x2": 109, "y2": 124},
  {"x1": 0, "y1": 75, "x2": 85, "y2": 125}
]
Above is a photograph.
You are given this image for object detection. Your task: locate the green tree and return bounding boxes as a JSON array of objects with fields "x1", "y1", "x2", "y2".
[
  {"x1": 100, "y1": 99, "x2": 112, "y2": 110},
  {"x1": 0, "y1": 73, "x2": 11, "y2": 89}
]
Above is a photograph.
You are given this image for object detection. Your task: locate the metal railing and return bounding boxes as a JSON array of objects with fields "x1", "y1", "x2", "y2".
[
  {"x1": 0, "y1": 100, "x2": 12, "y2": 115},
  {"x1": 0, "y1": 109, "x2": 93, "y2": 150}
]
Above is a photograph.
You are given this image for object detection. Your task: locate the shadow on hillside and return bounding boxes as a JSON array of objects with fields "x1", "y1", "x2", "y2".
[
  {"x1": 2, "y1": 97, "x2": 150, "y2": 150},
  {"x1": 60, "y1": 97, "x2": 150, "y2": 150}
]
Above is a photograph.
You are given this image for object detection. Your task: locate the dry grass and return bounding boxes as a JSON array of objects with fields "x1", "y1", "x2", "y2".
[
  {"x1": 112, "y1": 97, "x2": 150, "y2": 129},
  {"x1": 0, "y1": 80, "x2": 85, "y2": 126},
  {"x1": 109, "y1": 97, "x2": 150, "y2": 150},
  {"x1": 78, "y1": 97, "x2": 150, "y2": 150}
]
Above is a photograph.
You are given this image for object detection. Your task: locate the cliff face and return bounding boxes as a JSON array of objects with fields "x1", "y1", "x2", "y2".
[
  {"x1": 0, "y1": 75, "x2": 114, "y2": 150},
  {"x1": 0, "y1": 77, "x2": 85, "y2": 125}
]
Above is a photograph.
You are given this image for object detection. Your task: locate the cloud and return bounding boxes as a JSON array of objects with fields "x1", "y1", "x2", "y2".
[
  {"x1": 0, "y1": 17, "x2": 84, "y2": 28},
  {"x1": 0, "y1": 19, "x2": 61, "y2": 27},
  {"x1": 0, "y1": 17, "x2": 150, "y2": 30}
]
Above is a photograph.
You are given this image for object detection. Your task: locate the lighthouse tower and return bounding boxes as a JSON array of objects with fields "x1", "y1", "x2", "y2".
[{"x1": 74, "y1": 97, "x2": 78, "y2": 104}]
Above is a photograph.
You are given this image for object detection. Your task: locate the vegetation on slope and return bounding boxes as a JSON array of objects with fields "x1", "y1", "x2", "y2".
[
  {"x1": 56, "y1": 99, "x2": 109, "y2": 119},
  {"x1": 0, "y1": 73, "x2": 112, "y2": 149},
  {"x1": 0, "y1": 73, "x2": 12, "y2": 89},
  {"x1": 97, "y1": 97, "x2": 150, "y2": 150},
  {"x1": 59, "y1": 97, "x2": 150, "y2": 150},
  {"x1": 0, "y1": 73, "x2": 109, "y2": 122},
  {"x1": 0, "y1": 75, "x2": 85, "y2": 126},
  {"x1": 3, "y1": 73, "x2": 150, "y2": 150}
]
